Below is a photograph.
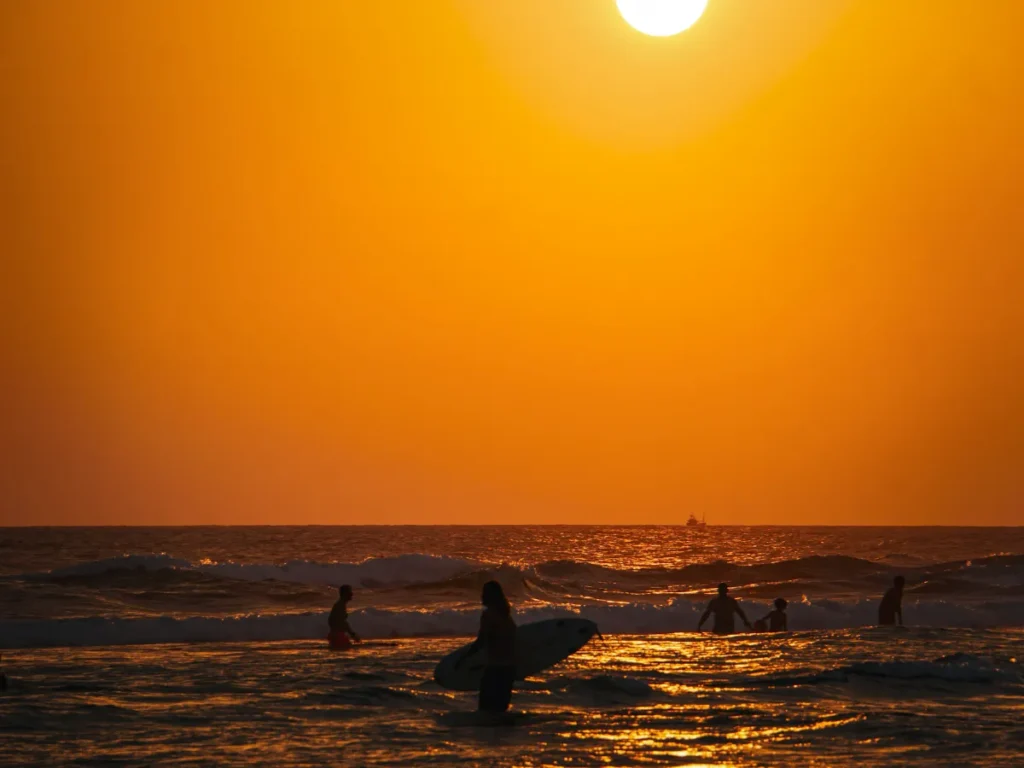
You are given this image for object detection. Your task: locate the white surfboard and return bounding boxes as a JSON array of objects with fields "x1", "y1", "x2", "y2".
[{"x1": 433, "y1": 618, "x2": 599, "y2": 692}]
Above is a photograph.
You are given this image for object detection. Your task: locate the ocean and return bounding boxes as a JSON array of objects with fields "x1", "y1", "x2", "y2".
[{"x1": 1, "y1": 526, "x2": 1022, "y2": 766}]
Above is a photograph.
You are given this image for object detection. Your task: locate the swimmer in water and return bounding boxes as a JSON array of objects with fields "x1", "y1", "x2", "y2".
[
  {"x1": 328, "y1": 584, "x2": 361, "y2": 646},
  {"x1": 697, "y1": 583, "x2": 753, "y2": 635},
  {"x1": 878, "y1": 576, "x2": 905, "y2": 626},
  {"x1": 760, "y1": 598, "x2": 789, "y2": 632}
]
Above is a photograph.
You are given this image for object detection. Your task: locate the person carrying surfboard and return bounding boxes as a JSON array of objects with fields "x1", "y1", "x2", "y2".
[
  {"x1": 697, "y1": 582, "x2": 753, "y2": 635},
  {"x1": 327, "y1": 584, "x2": 361, "y2": 649},
  {"x1": 456, "y1": 580, "x2": 517, "y2": 712}
]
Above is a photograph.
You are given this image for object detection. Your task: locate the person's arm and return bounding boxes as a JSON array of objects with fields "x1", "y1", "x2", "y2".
[
  {"x1": 734, "y1": 601, "x2": 752, "y2": 629},
  {"x1": 896, "y1": 603, "x2": 903, "y2": 626},
  {"x1": 781, "y1": 614, "x2": 788, "y2": 631},
  {"x1": 330, "y1": 602, "x2": 361, "y2": 641},
  {"x1": 341, "y1": 616, "x2": 361, "y2": 642},
  {"x1": 456, "y1": 615, "x2": 487, "y2": 668},
  {"x1": 468, "y1": 619, "x2": 485, "y2": 653},
  {"x1": 697, "y1": 603, "x2": 713, "y2": 630}
]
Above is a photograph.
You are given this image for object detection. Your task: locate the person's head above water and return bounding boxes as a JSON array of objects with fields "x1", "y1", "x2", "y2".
[
  {"x1": 717, "y1": 583, "x2": 729, "y2": 596},
  {"x1": 338, "y1": 584, "x2": 353, "y2": 600},
  {"x1": 481, "y1": 580, "x2": 511, "y2": 616},
  {"x1": 893, "y1": 576, "x2": 905, "y2": 589},
  {"x1": 774, "y1": 598, "x2": 788, "y2": 611}
]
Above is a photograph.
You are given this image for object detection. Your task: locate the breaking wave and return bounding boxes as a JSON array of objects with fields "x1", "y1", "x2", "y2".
[
  {"x1": 25, "y1": 552, "x2": 1024, "y2": 590},
  {"x1": 3, "y1": 550, "x2": 1021, "y2": 648},
  {"x1": 3, "y1": 598, "x2": 1024, "y2": 649},
  {"x1": 14, "y1": 552, "x2": 1022, "y2": 608}
]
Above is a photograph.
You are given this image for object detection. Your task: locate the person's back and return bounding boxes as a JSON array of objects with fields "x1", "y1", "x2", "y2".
[
  {"x1": 470, "y1": 580, "x2": 518, "y2": 713},
  {"x1": 764, "y1": 598, "x2": 788, "y2": 632},
  {"x1": 878, "y1": 576, "x2": 905, "y2": 626},
  {"x1": 328, "y1": 599, "x2": 348, "y2": 631},
  {"x1": 328, "y1": 585, "x2": 360, "y2": 647},
  {"x1": 481, "y1": 606, "x2": 516, "y2": 665},
  {"x1": 764, "y1": 609, "x2": 786, "y2": 632},
  {"x1": 710, "y1": 595, "x2": 740, "y2": 634},
  {"x1": 698, "y1": 584, "x2": 751, "y2": 635}
]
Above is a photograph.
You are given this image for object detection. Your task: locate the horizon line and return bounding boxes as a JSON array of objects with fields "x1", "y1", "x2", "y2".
[{"x1": 2, "y1": 523, "x2": 1022, "y2": 529}]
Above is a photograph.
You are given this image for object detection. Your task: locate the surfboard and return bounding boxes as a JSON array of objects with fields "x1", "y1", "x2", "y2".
[{"x1": 433, "y1": 618, "x2": 599, "y2": 692}]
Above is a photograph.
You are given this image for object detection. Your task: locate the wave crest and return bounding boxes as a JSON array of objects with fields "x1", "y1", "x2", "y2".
[
  {"x1": 28, "y1": 552, "x2": 1024, "y2": 596},
  {"x1": 3, "y1": 597, "x2": 1024, "y2": 649}
]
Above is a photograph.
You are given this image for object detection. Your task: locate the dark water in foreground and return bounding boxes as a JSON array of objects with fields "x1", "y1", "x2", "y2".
[
  {"x1": 2, "y1": 631, "x2": 1021, "y2": 766},
  {"x1": 1, "y1": 526, "x2": 1022, "y2": 765}
]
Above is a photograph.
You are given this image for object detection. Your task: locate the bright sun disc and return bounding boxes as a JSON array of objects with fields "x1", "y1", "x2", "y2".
[{"x1": 616, "y1": 0, "x2": 708, "y2": 37}]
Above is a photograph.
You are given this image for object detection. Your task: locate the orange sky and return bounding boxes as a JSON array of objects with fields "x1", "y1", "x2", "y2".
[{"x1": 2, "y1": 0, "x2": 1022, "y2": 525}]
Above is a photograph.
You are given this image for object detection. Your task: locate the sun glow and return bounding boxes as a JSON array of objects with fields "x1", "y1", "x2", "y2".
[{"x1": 616, "y1": 0, "x2": 709, "y2": 37}]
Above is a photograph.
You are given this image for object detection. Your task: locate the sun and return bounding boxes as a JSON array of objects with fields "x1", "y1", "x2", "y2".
[{"x1": 616, "y1": 0, "x2": 709, "y2": 37}]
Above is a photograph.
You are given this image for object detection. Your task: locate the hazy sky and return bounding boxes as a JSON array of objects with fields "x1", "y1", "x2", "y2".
[{"x1": 2, "y1": 0, "x2": 1022, "y2": 525}]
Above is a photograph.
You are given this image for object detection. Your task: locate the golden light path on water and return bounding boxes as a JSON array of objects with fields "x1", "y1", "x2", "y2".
[
  {"x1": 477, "y1": 526, "x2": 994, "y2": 571},
  {"x1": 4, "y1": 529, "x2": 1023, "y2": 764},
  {"x1": 4, "y1": 629, "x2": 1021, "y2": 765}
]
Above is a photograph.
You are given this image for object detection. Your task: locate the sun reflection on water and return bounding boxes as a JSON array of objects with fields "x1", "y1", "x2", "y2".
[{"x1": 3, "y1": 629, "x2": 1022, "y2": 766}]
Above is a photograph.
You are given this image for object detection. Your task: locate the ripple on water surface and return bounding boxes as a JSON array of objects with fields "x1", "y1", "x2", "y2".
[{"x1": 1, "y1": 630, "x2": 1021, "y2": 766}]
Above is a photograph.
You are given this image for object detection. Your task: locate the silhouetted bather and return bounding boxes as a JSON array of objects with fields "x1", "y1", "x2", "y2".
[
  {"x1": 760, "y1": 598, "x2": 788, "y2": 632},
  {"x1": 878, "y1": 576, "x2": 904, "y2": 626},
  {"x1": 698, "y1": 583, "x2": 752, "y2": 635},
  {"x1": 457, "y1": 580, "x2": 517, "y2": 713},
  {"x1": 328, "y1": 584, "x2": 361, "y2": 648}
]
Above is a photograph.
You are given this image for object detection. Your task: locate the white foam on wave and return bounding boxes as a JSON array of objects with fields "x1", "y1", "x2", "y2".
[{"x1": 3, "y1": 598, "x2": 1023, "y2": 649}]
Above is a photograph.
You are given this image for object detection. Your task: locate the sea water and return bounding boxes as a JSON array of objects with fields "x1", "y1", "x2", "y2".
[{"x1": 1, "y1": 526, "x2": 1022, "y2": 766}]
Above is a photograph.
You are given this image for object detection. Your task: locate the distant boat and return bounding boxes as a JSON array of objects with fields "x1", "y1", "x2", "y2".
[{"x1": 686, "y1": 513, "x2": 707, "y2": 528}]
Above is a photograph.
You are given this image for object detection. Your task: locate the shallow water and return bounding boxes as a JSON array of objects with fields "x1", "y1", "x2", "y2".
[
  {"x1": 2, "y1": 526, "x2": 1022, "y2": 765},
  {"x1": 3, "y1": 630, "x2": 1021, "y2": 766}
]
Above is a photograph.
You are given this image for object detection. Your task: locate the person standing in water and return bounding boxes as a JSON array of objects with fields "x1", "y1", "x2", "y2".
[
  {"x1": 698, "y1": 583, "x2": 753, "y2": 635},
  {"x1": 878, "y1": 576, "x2": 905, "y2": 626},
  {"x1": 760, "y1": 598, "x2": 789, "y2": 632},
  {"x1": 328, "y1": 584, "x2": 361, "y2": 648},
  {"x1": 458, "y1": 580, "x2": 517, "y2": 713}
]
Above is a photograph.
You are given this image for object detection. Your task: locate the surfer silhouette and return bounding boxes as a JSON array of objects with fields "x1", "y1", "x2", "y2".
[
  {"x1": 697, "y1": 583, "x2": 753, "y2": 635},
  {"x1": 760, "y1": 598, "x2": 788, "y2": 632},
  {"x1": 456, "y1": 580, "x2": 517, "y2": 712},
  {"x1": 328, "y1": 584, "x2": 361, "y2": 648},
  {"x1": 878, "y1": 576, "x2": 905, "y2": 626}
]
